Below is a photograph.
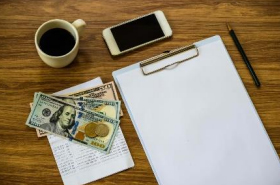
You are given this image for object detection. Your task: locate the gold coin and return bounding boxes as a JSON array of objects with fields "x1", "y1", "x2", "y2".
[
  {"x1": 95, "y1": 124, "x2": 109, "y2": 137},
  {"x1": 85, "y1": 122, "x2": 98, "y2": 138}
]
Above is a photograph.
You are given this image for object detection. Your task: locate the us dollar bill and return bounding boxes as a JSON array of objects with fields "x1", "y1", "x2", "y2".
[
  {"x1": 33, "y1": 92, "x2": 121, "y2": 137},
  {"x1": 67, "y1": 82, "x2": 123, "y2": 116},
  {"x1": 26, "y1": 92, "x2": 120, "y2": 153},
  {"x1": 52, "y1": 95, "x2": 121, "y2": 120},
  {"x1": 77, "y1": 99, "x2": 120, "y2": 120},
  {"x1": 30, "y1": 102, "x2": 48, "y2": 137},
  {"x1": 33, "y1": 82, "x2": 122, "y2": 137}
]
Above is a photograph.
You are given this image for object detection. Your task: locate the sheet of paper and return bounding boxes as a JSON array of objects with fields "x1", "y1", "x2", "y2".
[
  {"x1": 113, "y1": 36, "x2": 280, "y2": 185},
  {"x1": 48, "y1": 77, "x2": 134, "y2": 185}
]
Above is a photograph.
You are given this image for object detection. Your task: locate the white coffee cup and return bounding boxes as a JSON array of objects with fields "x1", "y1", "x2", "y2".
[{"x1": 35, "y1": 19, "x2": 86, "y2": 68}]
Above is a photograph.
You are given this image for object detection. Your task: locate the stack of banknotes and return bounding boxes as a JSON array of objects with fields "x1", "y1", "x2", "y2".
[{"x1": 25, "y1": 82, "x2": 122, "y2": 154}]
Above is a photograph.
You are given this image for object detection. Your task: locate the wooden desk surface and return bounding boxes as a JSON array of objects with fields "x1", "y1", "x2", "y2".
[{"x1": 0, "y1": 0, "x2": 279, "y2": 184}]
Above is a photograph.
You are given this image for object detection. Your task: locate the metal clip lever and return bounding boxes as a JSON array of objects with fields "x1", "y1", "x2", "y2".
[{"x1": 140, "y1": 44, "x2": 199, "y2": 75}]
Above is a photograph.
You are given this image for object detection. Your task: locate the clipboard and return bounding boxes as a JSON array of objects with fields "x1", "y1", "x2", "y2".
[{"x1": 112, "y1": 36, "x2": 280, "y2": 185}]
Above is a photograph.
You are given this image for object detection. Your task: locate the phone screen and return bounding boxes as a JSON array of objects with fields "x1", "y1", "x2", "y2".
[{"x1": 111, "y1": 14, "x2": 165, "y2": 52}]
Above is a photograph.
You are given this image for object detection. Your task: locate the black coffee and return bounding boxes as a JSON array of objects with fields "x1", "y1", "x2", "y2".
[{"x1": 39, "y1": 28, "x2": 75, "y2": 56}]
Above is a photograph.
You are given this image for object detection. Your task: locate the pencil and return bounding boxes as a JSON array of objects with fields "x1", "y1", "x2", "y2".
[{"x1": 227, "y1": 23, "x2": 261, "y2": 87}]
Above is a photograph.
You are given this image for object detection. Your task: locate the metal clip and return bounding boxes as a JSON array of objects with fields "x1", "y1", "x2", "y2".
[{"x1": 140, "y1": 44, "x2": 199, "y2": 75}]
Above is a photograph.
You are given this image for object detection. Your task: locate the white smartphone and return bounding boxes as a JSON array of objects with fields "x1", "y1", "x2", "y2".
[{"x1": 102, "y1": 10, "x2": 172, "y2": 56}]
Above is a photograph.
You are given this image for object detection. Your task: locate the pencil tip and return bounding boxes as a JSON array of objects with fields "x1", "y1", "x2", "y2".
[{"x1": 226, "y1": 23, "x2": 232, "y2": 31}]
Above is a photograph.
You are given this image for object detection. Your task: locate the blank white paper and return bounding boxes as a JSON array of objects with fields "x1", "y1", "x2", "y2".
[{"x1": 113, "y1": 36, "x2": 280, "y2": 185}]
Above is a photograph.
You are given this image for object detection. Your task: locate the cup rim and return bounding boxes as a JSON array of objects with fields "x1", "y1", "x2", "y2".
[{"x1": 34, "y1": 19, "x2": 79, "y2": 59}]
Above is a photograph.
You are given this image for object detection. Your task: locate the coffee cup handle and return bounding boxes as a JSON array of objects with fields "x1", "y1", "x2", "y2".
[{"x1": 72, "y1": 19, "x2": 86, "y2": 37}]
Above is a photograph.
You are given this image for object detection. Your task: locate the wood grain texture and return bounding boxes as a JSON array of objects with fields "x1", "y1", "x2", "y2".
[{"x1": 0, "y1": 0, "x2": 280, "y2": 184}]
